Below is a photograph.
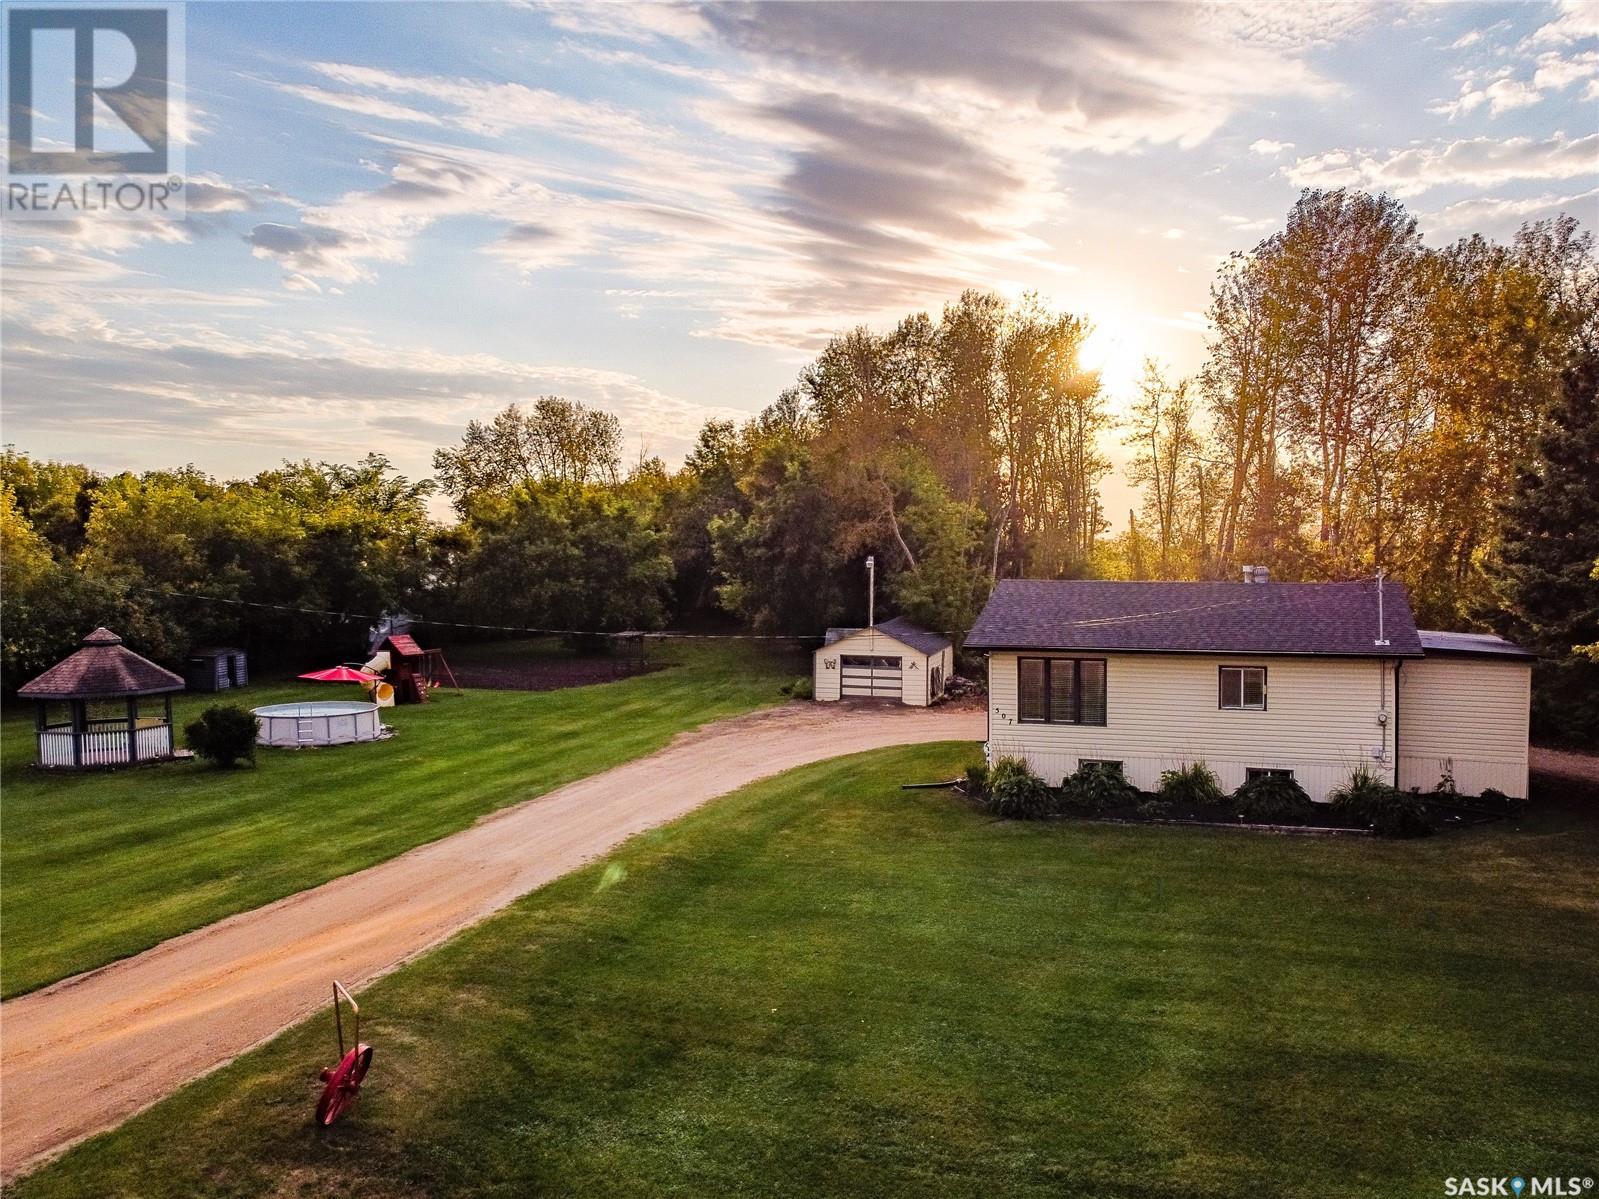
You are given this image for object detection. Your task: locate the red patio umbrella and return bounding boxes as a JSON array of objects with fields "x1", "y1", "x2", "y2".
[{"x1": 298, "y1": 666, "x2": 378, "y2": 683}]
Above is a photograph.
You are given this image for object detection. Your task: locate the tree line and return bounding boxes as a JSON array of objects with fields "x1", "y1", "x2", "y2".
[{"x1": 3, "y1": 189, "x2": 1594, "y2": 739}]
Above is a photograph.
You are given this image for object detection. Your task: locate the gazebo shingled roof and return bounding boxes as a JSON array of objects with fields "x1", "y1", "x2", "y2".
[{"x1": 17, "y1": 628, "x2": 186, "y2": 701}]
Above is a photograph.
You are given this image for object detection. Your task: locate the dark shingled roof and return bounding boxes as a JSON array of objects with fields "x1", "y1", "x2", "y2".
[
  {"x1": 964, "y1": 580, "x2": 1424, "y2": 657},
  {"x1": 1418, "y1": 630, "x2": 1536, "y2": 660},
  {"x1": 823, "y1": 616, "x2": 951, "y2": 656},
  {"x1": 17, "y1": 628, "x2": 186, "y2": 700}
]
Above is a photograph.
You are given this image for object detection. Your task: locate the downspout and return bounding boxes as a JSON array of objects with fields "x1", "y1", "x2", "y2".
[
  {"x1": 1393, "y1": 658, "x2": 1402, "y2": 791},
  {"x1": 984, "y1": 653, "x2": 992, "y2": 764}
]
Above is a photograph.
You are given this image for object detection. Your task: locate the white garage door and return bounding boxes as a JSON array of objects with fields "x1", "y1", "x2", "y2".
[{"x1": 840, "y1": 654, "x2": 903, "y2": 700}]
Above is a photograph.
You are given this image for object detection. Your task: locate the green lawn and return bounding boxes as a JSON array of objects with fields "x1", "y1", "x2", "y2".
[
  {"x1": 0, "y1": 640, "x2": 802, "y2": 998},
  {"x1": 16, "y1": 743, "x2": 1597, "y2": 1199}
]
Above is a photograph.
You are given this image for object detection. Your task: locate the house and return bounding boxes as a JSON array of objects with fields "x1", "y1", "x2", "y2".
[
  {"x1": 964, "y1": 575, "x2": 1533, "y2": 801},
  {"x1": 813, "y1": 616, "x2": 952, "y2": 706},
  {"x1": 184, "y1": 646, "x2": 248, "y2": 693},
  {"x1": 1399, "y1": 630, "x2": 1535, "y2": 797}
]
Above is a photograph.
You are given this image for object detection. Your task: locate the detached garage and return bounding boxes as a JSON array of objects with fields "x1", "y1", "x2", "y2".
[{"x1": 814, "y1": 616, "x2": 952, "y2": 707}]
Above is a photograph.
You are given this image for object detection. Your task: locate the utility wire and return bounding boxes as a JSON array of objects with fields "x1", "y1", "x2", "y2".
[{"x1": 129, "y1": 586, "x2": 852, "y2": 641}]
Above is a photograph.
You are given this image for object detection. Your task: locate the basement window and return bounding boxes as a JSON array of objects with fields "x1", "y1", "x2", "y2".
[
  {"x1": 1219, "y1": 665, "x2": 1267, "y2": 711},
  {"x1": 1245, "y1": 768, "x2": 1294, "y2": 782}
]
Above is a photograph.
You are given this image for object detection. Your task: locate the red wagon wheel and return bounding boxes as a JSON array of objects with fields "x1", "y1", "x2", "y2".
[
  {"x1": 316, "y1": 1043, "x2": 374, "y2": 1126},
  {"x1": 314, "y1": 981, "x2": 374, "y2": 1127}
]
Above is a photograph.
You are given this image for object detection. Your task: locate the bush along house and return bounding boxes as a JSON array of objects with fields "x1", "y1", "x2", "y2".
[{"x1": 963, "y1": 571, "x2": 1533, "y2": 802}]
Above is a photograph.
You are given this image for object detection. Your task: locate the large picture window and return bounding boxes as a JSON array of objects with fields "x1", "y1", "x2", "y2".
[
  {"x1": 1219, "y1": 665, "x2": 1267, "y2": 710},
  {"x1": 1018, "y1": 657, "x2": 1107, "y2": 725}
]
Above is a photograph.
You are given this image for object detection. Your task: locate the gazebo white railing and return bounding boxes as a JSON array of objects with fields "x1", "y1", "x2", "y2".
[{"x1": 36, "y1": 717, "x2": 175, "y2": 768}]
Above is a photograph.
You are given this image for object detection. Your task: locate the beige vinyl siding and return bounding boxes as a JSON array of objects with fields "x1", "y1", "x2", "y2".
[
  {"x1": 814, "y1": 630, "x2": 943, "y2": 706},
  {"x1": 986, "y1": 651, "x2": 1397, "y2": 802},
  {"x1": 1398, "y1": 656, "x2": 1530, "y2": 798}
]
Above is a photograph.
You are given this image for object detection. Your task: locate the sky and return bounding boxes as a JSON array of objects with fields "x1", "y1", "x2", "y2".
[{"x1": 3, "y1": 0, "x2": 1596, "y2": 523}]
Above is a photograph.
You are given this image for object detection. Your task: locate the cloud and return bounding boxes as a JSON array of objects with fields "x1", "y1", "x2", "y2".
[
  {"x1": 702, "y1": 1, "x2": 1340, "y2": 154},
  {"x1": 1250, "y1": 138, "x2": 1293, "y2": 156},
  {"x1": 267, "y1": 79, "x2": 445, "y2": 127},
  {"x1": 301, "y1": 61, "x2": 656, "y2": 143},
  {"x1": 1285, "y1": 132, "x2": 1599, "y2": 196},
  {"x1": 1528, "y1": 0, "x2": 1599, "y2": 46},
  {"x1": 0, "y1": 308, "x2": 749, "y2": 476},
  {"x1": 1533, "y1": 49, "x2": 1599, "y2": 91},
  {"x1": 1424, "y1": 187, "x2": 1599, "y2": 233},
  {"x1": 184, "y1": 178, "x2": 256, "y2": 214},
  {"x1": 231, "y1": 2, "x2": 1372, "y2": 349}
]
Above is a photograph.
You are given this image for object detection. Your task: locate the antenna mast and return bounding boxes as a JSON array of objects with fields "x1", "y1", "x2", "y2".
[{"x1": 1374, "y1": 568, "x2": 1390, "y2": 647}]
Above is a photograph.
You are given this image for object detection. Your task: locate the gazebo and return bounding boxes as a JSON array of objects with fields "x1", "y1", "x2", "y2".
[{"x1": 17, "y1": 628, "x2": 186, "y2": 769}]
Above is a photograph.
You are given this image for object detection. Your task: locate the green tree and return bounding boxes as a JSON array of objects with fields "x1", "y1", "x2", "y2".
[
  {"x1": 459, "y1": 482, "x2": 672, "y2": 633},
  {"x1": 433, "y1": 398, "x2": 623, "y2": 514},
  {"x1": 1124, "y1": 360, "x2": 1207, "y2": 577},
  {"x1": 1488, "y1": 355, "x2": 1599, "y2": 744}
]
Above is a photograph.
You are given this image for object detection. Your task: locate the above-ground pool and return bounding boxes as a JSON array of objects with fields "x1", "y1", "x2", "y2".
[{"x1": 253, "y1": 701, "x2": 386, "y2": 747}]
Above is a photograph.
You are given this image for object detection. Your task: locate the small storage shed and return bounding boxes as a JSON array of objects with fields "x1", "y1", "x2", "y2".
[
  {"x1": 17, "y1": 627, "x2": 185, "y2": 769},
  {"x1": 1398, "y1": 630, "x2": 1535, "y2": 797},
  {"x1": 184, "y1": 646, "x2": 248, "y2": 693},
  {"x1": 813, "y1": 616, "x2": 952, "y2": 706}
]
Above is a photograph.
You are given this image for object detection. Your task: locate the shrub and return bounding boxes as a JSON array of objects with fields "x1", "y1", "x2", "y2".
[
  {"x1": 985, "y1": 756, "x2": 1057, "y2": 820},
  {"x1": 1157, "y1": 760, "x2": 1224, "y2": 809},
  {"x1": 1474, "y1": 787, "x2": 1527, "y2": 815},
  {"x1": 1060, "y1": 761, "x2": 1137, "y2": 814},
  {"x1": 184, "y1": 704, "x2": 258, "y2": 768},
  {"x1": 1135, "y1": 798, "x2": 1173, "y2": 820},
  {"x1": 1329, "y1": 766, "x2": 1432, "y2": 838},
  {"x1": 963, "y1": 762, "x2": 989, "y2": 798},
  {"x1": 1232, "y1": 772, "x2": 1314, "y2": 823},
  {"x1": 1369, "y1": 790, "x2": 1433, "y2": 838},
  {"x1": 781, "y1": 676, "x2": 814, "y2": 700},
  {"x1": 1327, "y1": 766, "x2": 1397, "y2": 823}
]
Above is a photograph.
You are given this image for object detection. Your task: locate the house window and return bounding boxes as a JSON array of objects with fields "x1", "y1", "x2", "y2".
[
  {"x1": 1245, "y1": 767, "x2": 1293, "y2": 782},
  {"x1": 1017, "y1": 658, "x2": 1107, "y2": 725},
  {"x1": 1219, "y1": 665, "x2": 1267, "y2": 710}
]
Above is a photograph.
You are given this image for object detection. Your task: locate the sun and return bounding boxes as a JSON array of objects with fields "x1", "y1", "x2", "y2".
[{"x1": 1079, "y1": 318, "x2": 1147, "y2": 413}]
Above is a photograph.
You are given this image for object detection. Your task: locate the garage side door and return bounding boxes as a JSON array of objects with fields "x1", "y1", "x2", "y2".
[{"x1": 840, "y1": 654, "x2": 903, "y2": 700}]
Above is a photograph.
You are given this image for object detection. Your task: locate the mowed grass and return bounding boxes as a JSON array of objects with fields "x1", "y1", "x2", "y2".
[
  {"x1": 16, "y1": 743, "x2": 1598, "y2": 1199},
  {"x1": 0, "y1": 640, "x2": 802, "y2": 997}
]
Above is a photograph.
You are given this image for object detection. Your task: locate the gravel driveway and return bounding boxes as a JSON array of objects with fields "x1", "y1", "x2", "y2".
[{"x1": 0, "y1": 701, "x2": 983, "y2": 1180}]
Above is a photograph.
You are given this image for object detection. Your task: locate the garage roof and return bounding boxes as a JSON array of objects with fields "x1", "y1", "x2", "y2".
[{"x1": 823, "y1": 616, "x2": 951, "y2": 655}]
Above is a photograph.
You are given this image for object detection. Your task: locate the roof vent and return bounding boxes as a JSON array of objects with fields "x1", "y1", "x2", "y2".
[
  {"x1": 1241, "y1": 565, "x2": 1255, "y2": 582},
  {"x1": 1241, "y1": 565, "x2": 1269, "y2": 583}
]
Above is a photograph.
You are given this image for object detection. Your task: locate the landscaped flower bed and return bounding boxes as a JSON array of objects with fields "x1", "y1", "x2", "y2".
[{"x1": 960, "y1": 758, "x2": 1525, "y2": 838}]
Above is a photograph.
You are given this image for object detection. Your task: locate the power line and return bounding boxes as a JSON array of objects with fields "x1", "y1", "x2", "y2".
[{"x1": 129, "y1": 586, "x2": 838, "y2": 642}]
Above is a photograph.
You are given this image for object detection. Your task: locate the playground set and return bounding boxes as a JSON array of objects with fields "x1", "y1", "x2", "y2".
[{"x1": 259, "y1": 632, "x2": 462, "y2": 748}]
